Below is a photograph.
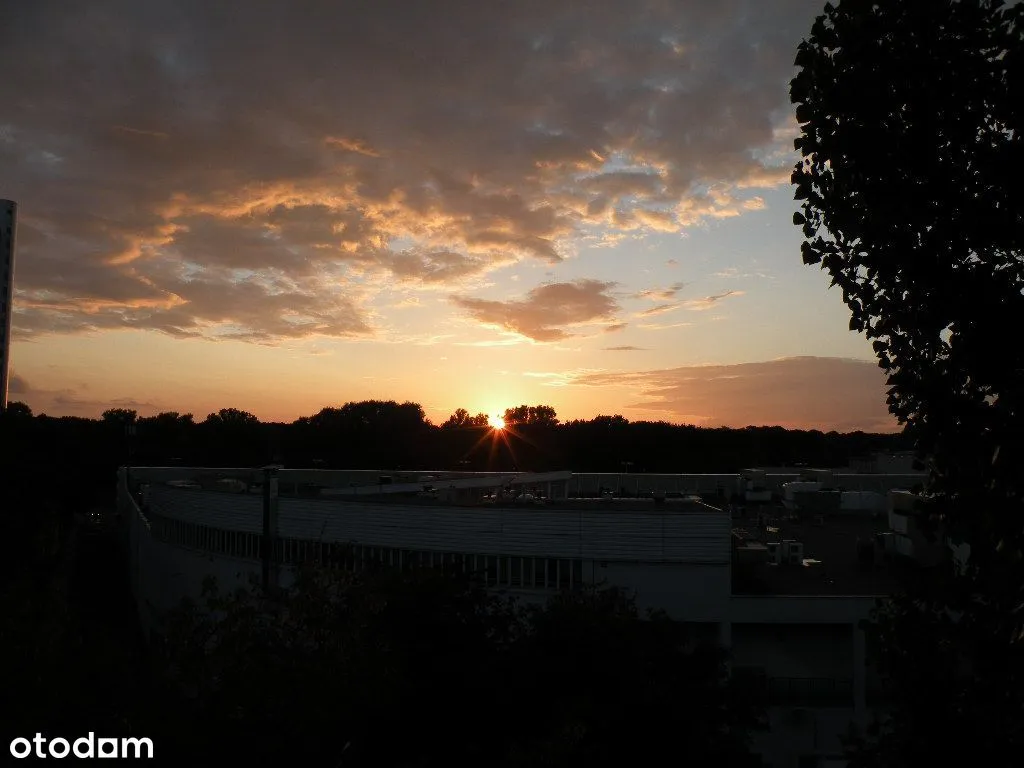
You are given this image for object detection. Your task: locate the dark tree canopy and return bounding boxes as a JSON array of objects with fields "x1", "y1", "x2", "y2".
[
  {"x1": 158, "y1": 566, "x2": 764, "y2": 767},
  {"x1": 101, "y1": 407, "x2": 138, "y2": 425},
  {"x1": 792, "y1": 1, "x2": 1024, "y2": 764},
  {"x1": 203, "y1": 407, "x2": 260, "y2": 427},
  {"x1": 1, "y1": 400, "x2": 32, "y2": 419},
  {"x1": 441, "y1": 407, "x2": 490, "y2": 428},
  {"x1": 503, "y1": 404, "x2": 559, "y2": 427},
  {"x1": 792, "y1": 0, "x2": 1023, "y2": 551}
]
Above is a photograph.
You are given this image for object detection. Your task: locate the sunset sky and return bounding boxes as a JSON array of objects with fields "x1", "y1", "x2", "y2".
[{"x1": 0, "y1": 0, "x2": 896, "y2": 432}]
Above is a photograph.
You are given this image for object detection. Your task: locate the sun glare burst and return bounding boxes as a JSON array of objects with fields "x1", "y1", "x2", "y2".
[{"x1": 488, "y1": 414, "x2": 505, "y2": 430}]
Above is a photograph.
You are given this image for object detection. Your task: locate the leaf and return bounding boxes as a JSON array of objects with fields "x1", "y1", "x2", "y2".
[
  {"x1": 800, "y1": 241, "x2": 821, "y2": 265},
  {"x1": 793, "y1": 211, "x2": 806, "y2": 226}
]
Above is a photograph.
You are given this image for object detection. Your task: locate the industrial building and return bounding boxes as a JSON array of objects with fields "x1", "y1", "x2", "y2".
[{"x1": 118, "y1": 459, "x2": 936, "y2": 768}]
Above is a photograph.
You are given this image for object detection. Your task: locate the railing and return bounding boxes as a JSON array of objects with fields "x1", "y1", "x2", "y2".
[{"x1": 144, "y1": 510, "x2": 586, "y2": 592}]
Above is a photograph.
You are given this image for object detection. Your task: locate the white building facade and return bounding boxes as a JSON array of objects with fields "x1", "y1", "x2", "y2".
[{"x1": 0, "y1": 199, "x2": 16, "y2": 410}]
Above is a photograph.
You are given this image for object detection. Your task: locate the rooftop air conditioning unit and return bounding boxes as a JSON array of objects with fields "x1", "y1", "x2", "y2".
[
  {"x1": 787, "y1": 541, "x2": 804, "y2": 565},
  {"x1": 766, "y1": 542, "x2": 782, "y2": 565}
]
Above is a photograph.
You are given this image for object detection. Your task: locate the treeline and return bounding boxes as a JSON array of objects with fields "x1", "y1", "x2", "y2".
[{"x1": 0, "y1": 399, "x2": 910, "y2": 480}]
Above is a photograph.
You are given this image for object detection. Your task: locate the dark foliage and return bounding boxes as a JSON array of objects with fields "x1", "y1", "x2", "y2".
[
  {"x1": 792, "y1": 1, "x2": 1024, "y2": 763},
  {"x1": 157, "y1": 566, "x2": 764, "y2": 767}
]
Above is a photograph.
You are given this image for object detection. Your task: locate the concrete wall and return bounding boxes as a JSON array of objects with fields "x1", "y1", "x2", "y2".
[
  {"x1": 597, "y1": 561, "x2": 731, "y2": 622},
  {"x1": 120, "y1": 469, "x2": 266, "y2": 636}
]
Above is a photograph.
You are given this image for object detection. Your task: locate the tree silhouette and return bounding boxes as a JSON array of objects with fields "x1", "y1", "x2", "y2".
[
  {"x1": 1, "y1": 400, "x2": 32, "y2": 420},
  {"x1": 203, "y1": 408, "x2": 259, "y2": 427},
  {"x1": 503, "y1": 404, "x2": 559, "y2": 426},
  {"x1": 101, "y1": 408, "x2": 137, "y2": 425},
  {"x1": 159, "y1": 566, "x2": 763, "y2": 767},
  {"x1": 441, "y1": 408, "x2": 490, "y2": 428},
  {"x1": 792, "y1": 0, "x2": 1024, "y2": 763}
]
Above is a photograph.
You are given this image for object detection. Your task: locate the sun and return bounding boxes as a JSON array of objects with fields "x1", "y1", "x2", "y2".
[{"x1": 488, "y1": 414, "x2": 505, "y2": 430}]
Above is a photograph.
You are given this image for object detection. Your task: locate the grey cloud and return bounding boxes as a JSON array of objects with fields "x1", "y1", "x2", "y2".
[
  {"x1": 25, "y1": 387, "x2": 163, "y2": 418},
  {"x1": 1, "y1": 0, "x2": 818, "y2": 341},
  {"x1": 569, "y1": 357, "x2": 897, "y2": 432},
  {"x1": 385, "y1": 250, "x2": 493, "y2": 284},
  {"x1": 8, "y1": 372, "x2": 30, "y2": 394},
  {"x1": 452, "y1": 280, "x2": 619, "y2": 342},
  {"x1": 604, "y1": 345, "x2": 646, "y2": 351}
]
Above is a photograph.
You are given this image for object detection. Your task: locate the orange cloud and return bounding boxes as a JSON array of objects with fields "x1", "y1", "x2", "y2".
[{"x1": 452, "y1": 280, "x2": 619, "y2": 342}]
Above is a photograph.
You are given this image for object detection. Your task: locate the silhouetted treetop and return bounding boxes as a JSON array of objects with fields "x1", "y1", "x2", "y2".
[
  {"x1": 101, "y1": 408, "x2": 137, "y2": 425},
  {"x1": 203, "y1": 408, "x2": 260, "y2": 426},
  {"x1": 441, "y1": 408, "x2": 490, "y2": 428},
  {"x1": 2, "y1": 401, "x2": 32, "y2": 419},
  {"x1": 503, "y1": 404, "x2": 559, "y2": 426}
]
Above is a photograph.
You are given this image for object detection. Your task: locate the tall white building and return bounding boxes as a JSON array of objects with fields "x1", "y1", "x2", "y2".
[{"x1": 0, "y1": 199, "x2": 16, "y2": 411}]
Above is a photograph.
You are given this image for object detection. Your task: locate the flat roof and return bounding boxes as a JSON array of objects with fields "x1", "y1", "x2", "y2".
[
  {"x1": 732, "y1": 505, "x2": 901, "y2": 597},
  {"x1": 314, "y1": 492, "x2": 724, "y2": 514}
]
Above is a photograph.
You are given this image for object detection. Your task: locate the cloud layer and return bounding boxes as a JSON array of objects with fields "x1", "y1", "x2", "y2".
[
  {"x1": 1, "y1": 0, "x2": 814, "y2": 342},
  {"x1": 568, "y1": 357, "x2": 898, "y2": 432},
  {"x1": 453, "y1": 280, "x2": 619, "y2": 341}
]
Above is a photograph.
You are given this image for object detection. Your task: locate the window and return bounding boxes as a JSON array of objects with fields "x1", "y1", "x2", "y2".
[
  {"x1": 486, "y1": 555, "x2": 498, "y2": 586},
  {"x1": 572, "y1": 560, "x2": 583, "y2": 590},
  {"x1": 547, "y1": 558, "x2": 557, "y2": 588},
  {"x1": 510, "y1": 557, "x2": 522, "y2": 587},
  {"x1": 533, "y1": 558, "x2": 545, "y2": 588},
  {"x1": 559, "y1": 560, "x2": 571, "y2": 590}
]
